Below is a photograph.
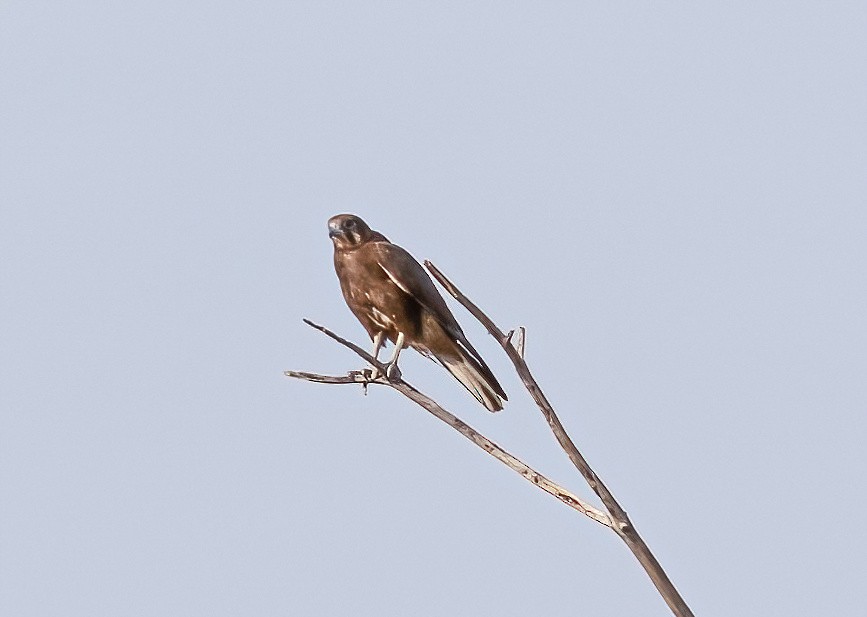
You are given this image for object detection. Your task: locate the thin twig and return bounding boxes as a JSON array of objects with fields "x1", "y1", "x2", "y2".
[
  {"x1": 287, "y1": 320, "x2": 612, "y2": 528},
  {"x1": 424, "y1": 260, "x2": 694, "y2": 617},
  {"x1": 514, "y1": 326, "x2": 526, "y2": 359}
]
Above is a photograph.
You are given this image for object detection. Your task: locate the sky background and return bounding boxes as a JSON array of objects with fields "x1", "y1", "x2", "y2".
[{"x1": 2, "y1": 2, "x2": 866, "y2": 615}]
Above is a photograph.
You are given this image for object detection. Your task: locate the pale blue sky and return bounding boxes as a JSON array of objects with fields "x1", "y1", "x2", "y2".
[{"x1": 2, "y1": 2, "x2": 866, "y2": 615}]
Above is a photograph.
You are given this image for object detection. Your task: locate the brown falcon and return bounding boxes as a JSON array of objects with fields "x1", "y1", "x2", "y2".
[{"x1": 328, "y1": 214, "x2": 507, "y2": 412}]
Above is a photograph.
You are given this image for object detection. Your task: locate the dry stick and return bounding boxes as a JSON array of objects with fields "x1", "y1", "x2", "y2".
[
  {"x1": 424, "y1": 261, "x2": 694, "y2": 617},
  {"x1": 286, "y1": 319, "x2": 611, "y2": 528}
]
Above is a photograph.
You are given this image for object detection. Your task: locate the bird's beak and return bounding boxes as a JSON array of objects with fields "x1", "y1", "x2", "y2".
[{"x1": 328, "y1": 221, "x2": 342, "y2": 239}]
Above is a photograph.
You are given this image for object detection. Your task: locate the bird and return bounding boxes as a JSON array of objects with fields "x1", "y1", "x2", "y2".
[{"x1": 327, "y1": 214, "x2": 507, "y2": 412}]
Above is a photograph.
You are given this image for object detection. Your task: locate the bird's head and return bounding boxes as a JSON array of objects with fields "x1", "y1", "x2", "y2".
[{"x1": 328, "y1": 214, "x2": 375, "y2": 249}]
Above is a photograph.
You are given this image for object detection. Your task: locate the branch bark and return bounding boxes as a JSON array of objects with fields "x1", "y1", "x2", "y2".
[
  {"x1": 287, "y1": 319, "x2": 611, "y2": 527},
  {"x1": 423, "y1": 261, "x2": 694, "y2": 617}
]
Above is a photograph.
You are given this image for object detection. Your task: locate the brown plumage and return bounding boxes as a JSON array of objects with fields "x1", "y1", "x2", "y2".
[{"x1": 328, "y1": 214, "x2": 507, "y2": 412}]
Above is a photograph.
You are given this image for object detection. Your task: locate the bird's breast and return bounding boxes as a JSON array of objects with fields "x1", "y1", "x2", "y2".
[
  {"x1": 347, "y1": 288, "x2": 397, "y2": 330},
  {"x1": 334, "y1": 245, "x2": 421, "y2": 339}
]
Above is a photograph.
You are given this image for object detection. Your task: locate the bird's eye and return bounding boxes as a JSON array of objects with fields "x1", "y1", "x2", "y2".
[{"x1": 345, "y1": 219, "x2": 356, "y2": 229}]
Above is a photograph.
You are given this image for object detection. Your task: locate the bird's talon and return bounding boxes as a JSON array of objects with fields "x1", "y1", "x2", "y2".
[{"x1": 386, "y1": 363, "x2": 402, "y2": 380}]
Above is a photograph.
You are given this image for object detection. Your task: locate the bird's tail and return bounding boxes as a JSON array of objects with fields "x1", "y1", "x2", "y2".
[{"x1": 441, "y1": 351, "x2": 507, "y2": 413}]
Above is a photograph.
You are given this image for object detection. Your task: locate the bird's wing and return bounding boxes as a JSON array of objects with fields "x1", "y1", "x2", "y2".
[
  {"x1": 371, "y1": 240, "x2": 507, "y2": 406},
  {"x1": 371, "y1": 241, "x2": 465, "y2": 338}
]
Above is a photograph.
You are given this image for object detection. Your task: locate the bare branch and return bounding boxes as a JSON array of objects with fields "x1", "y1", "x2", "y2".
[
  {"x1": 424, "y1": 260, "x2": 695, "y2": 617},
  {"x1": 287, "y1": 320, "x2": 612, "y2": 528},
  {"x1": 284, "y1": 370, "x2": 367, "y2": 385}
]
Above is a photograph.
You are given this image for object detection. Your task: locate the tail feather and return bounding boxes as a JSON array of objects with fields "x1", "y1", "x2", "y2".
[{"x1": 441, "y1": 353, "x2": 507, "y2": 412}]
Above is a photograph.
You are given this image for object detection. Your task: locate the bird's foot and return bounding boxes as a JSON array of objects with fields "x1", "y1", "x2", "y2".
[
  {"x1": 348, "y1": 363, "x2": 396, "y2": 394},
  {"x1": 348, "y1": 368, "x2": 382, "y2": 396},
  {"x1": 349, "y1": 366, "x2": 383, "y2": 382},
  {"x1": 385, "y1": 362, "x2": 402, "y2": 381}
]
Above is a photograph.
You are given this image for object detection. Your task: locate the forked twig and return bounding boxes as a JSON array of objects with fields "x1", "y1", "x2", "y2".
[
  {"x1": 287, "y1": 320, "x2": 611, "y2": 527},
  {"x1": 423, "y1": 261, "x2": 694, "y2": 617}
]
